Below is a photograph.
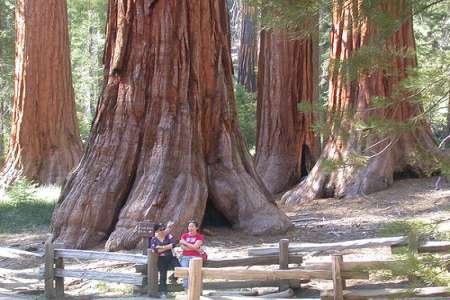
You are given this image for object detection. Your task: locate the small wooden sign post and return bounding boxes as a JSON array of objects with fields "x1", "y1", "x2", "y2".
[
  {"x1": 136, "y1": 220, "x2": 156, "y2": 295},
  {"x1": 137, "y1": 221, "x2": 154, "y2": 255}
]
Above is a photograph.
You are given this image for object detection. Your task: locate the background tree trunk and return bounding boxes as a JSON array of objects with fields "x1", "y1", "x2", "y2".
[
  {"x1": 447, "y1": 91, "x2": 450, "y2": 136},
  {"x1": 282, "y1": 0, "x2": 438, "y2": 207},
  {"x1": 0, "y1": 0, "x2": 82, "y2": 186},
  {"x1": 52, "y1": 0, "x2": 291, "y2": 250},
  {"x1": 0, "y1": 101, "x2": 4, "y2": 164},
  {"x1": 312, "y1": 17, "x2": 322, "y2": 155},
  {"x1": 255, "y1": 28, "x2": 318, "y2": 194},
  {"x1": 237, "y1": 2, "x2": 257, "y2": 92},
  {"x1": 228, "y1": 0, "x2": 241, "y2": 52}
]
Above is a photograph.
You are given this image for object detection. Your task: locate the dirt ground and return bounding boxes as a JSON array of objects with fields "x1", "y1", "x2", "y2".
[{"x1": 1, "y1": 177, "x2": 449, "y2": 299}]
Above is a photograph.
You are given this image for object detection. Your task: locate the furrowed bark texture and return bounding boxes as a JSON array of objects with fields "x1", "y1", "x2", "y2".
[
  {"x1": 0, "y1": 0, "x2": 82, "y2": 186},
  {"x1": 52, "y1": 0, "x2": 292, "y2": 250},
  {"x1": 282, "y1": 0, "x2": 438, "y2": 208},
  {"x1": 237, "y1": 2, "x2": 257, "y2": 92},
  {"x1": 255, "y1": 29, "x2": 318, "y2": 194}
]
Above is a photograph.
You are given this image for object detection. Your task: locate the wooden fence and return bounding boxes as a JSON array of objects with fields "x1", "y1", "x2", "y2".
[
  {"x1": 43, "y1": 238, "x2": 303, "y2": 299},
  {"x1": 174, "y1": 237, "x2": 450, "y2": 300},
  {"x1": 43, "y1": 238, "x2": 159, "y2": 299},
  {"x1": 42, "y1": 234, "x2": 450, "y2": 299}
]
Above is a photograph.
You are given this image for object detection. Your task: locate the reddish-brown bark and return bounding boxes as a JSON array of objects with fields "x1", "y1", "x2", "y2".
[
  {"x1": 237, "y1": 2, "x2": 257, "y2": 92},
  {"x1": 0, "y1": 0, "x2": 82, "y2": 186},
  {"x1": 282, "y1": 0, "x2": 438, "y2": 207},
  {"x1": 52, "y1": 0, "x2": 292, "y2": 250},
  {"x1": 255, "y1": 29, "x2": 318, "y2": 194}
]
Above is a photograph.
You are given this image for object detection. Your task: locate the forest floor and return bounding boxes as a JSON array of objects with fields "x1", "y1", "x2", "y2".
[{"x1": 0, "y1": 177, "x2": 449, "y2": 299}]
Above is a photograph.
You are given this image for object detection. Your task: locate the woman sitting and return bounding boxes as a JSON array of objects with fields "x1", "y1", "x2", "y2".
[
  {"x1": 149, "y1": 222, "x2": 180, "y2": 298},
  {"x1": 179, "y1": 220, "x2": 205, "y2": 290}
]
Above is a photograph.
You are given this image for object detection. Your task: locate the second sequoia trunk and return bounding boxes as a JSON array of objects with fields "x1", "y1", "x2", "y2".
[
  {"x1": 1, "y1": 0, "x2": 82, "y2": 186},
  {"x1": 52, "y1": 0, "x2": 291, "y2": 250},
  {"x1": 255, "y1": 29, "x2": 318, "y2": 194},
  {"x1": 282, "y1": 0, "x2": 438, "y2": 207},
  {"x1": 237, "y1": 1, "x2": 257, "y2": 92}
]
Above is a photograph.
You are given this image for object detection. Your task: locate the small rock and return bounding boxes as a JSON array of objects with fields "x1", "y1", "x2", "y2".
[{"x1": 24, "y1": 245, "x2": 38, "y2": 252}]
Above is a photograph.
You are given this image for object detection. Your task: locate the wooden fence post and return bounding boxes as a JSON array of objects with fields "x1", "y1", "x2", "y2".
[
  {"x1": 187, "y1": 258, "x2": 203, "y2": 300},
  {"x1": 54, "y1": 242, "x2": 65, "y2": 299},
  {"x1": 147, "y1": 250, "x2": 159, "y2": 297},
  {"x1": 331, "y1": 254, "x2": 344, "y2": 300},
  {"x1": 44, "y1": 238, "x2": 55, "y2": 299},
  {"x1": 279, "y1": 239, "x2": 290, "y2": 291}
]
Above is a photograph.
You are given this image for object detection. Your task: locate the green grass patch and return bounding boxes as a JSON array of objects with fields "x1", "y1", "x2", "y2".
[{"x1": 0, "y1": 179, "x2": 60, "y2": 234}]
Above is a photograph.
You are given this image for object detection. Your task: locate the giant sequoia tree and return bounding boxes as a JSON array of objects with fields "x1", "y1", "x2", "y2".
[
  {"x1": 255, "y1": 28, "x2": 318, "y2": 194},
  {"x1": 237, "y1": 2, "x2": 258, "y2": 92},
  {"x1": 52, "y1": 0, "x2": 292, "y2": 250},
  {"x1": 282, "y1": 0, "x2": 438, "y2": 207},
  {"x1": 0, "y1": 0, "x2": 82, "y2": 186}
]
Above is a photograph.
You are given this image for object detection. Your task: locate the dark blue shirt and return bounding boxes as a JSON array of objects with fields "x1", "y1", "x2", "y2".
[{"x1": 149, "y1": 234, "x2": 177, "y2": 256}]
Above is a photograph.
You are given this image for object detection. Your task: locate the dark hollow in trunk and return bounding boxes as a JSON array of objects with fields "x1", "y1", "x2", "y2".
[{"x1": 202, "y1": 199, "x2": 232, "y2": 228}]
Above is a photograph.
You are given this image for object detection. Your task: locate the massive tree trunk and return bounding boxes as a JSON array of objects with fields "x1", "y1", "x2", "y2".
[
  {"x1": 282, "y1": 0, "x2": 438, "y2": 207},
  {"x1": 0, "y1": 0, "x2": 82, "y2": 186},
  {"x1": 51, "y1": 0, "x2": 292, "y2": 251},
  {"x1": 237, "y1": 2, "x2": 257, "y2": 92},
  {"x1": 255, "y1": 28, "x2": 318, "y2": 194}
]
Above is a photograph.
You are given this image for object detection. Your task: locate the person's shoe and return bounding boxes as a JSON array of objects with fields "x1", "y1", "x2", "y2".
[
  {"x1": 168, "y1": 273, "x2": 177, "y2": 284},
  {"x1": 160, "y1": 292, "x2": 167, "y2": 299}
]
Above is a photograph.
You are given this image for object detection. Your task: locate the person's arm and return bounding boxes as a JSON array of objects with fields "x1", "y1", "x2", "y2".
[
  {"x1": 193, "y1": 240, "x2": 203, "y2": 249},
  {"x1": 168, "y1": 234, "x2": 178, "y2": 248},
  {"x1": 179, "y1": 236, "x2": 203, "y2": 250},
  {"x1": 179, "y1": 239, "x2": 197, "y2": 250},
  {"x1": 155, "y1": 244, "x2": 173, "y2": 253},
  {"x1": 149, "y1": 238, "x2": 158, "y2": 253},
  {"x1": 155, "y1": 235, "x2": 177, "y2": 253},
  {"x1": 163, "y1": 221, "x2": 175, "y2": 235}
]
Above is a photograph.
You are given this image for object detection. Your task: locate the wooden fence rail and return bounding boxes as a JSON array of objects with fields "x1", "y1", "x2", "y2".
[
  {"x1": 44, "y1": 238, "x2": 303, "y2": 299},
  {"x1": 43, "y1": 234, "x2": 450, "y2": 300},
  {"x1": 54, "y1": 249, "x2": 147, "y2": 264},
  {"x1": 43, "y1": 238, "x2": 160, "y2": 299},
  {"x1": 174, "y1": 267, "x2": 368, "y2": 281},
  {"x1": 247, "y1": 236, "x2": 450, "y2": 256},
  {"x1": 177, "y1": 237, "x2": 450, "y2": 300}
]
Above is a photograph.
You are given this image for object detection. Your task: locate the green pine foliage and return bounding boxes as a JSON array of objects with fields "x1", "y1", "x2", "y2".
[
  {"x1": 412, "y1": 0, "x2": 450, "y2": 141},
  {"x1": 378, "y1": 220, "x2": 450, "y2": 287},
  {"x1": 68, "y1": 0, "x2": 107, "y2": 142},
  {"x1": 235, "y1": 84, "x2": 257, "y2": 152}
]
